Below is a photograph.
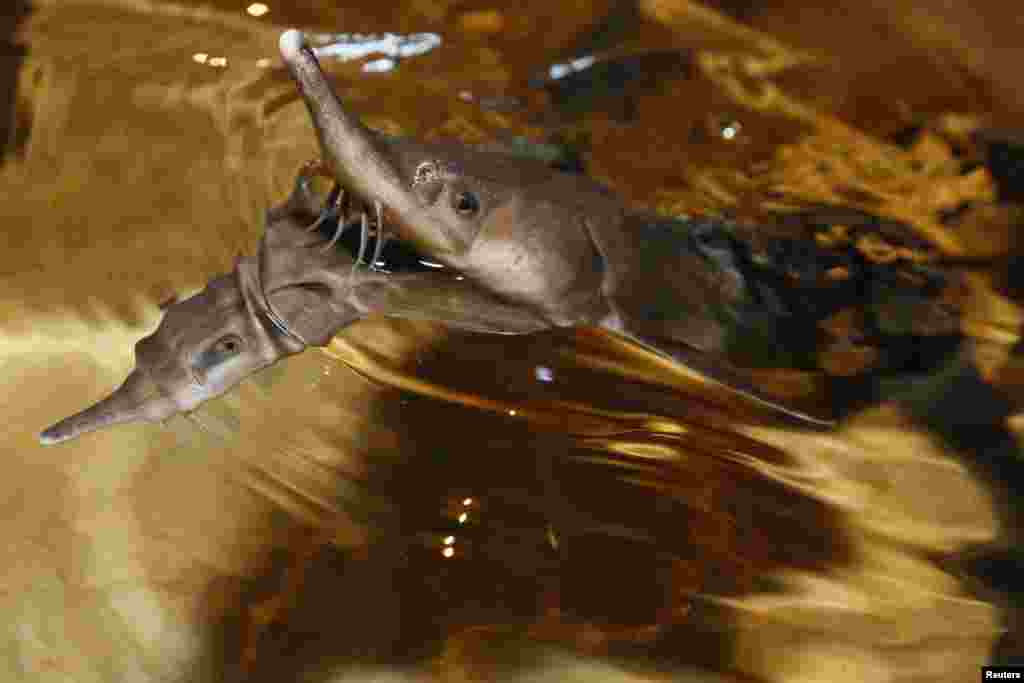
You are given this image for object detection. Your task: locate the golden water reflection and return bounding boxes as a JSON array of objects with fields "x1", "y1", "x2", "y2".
[{"x1": 1, "y1": 0, "x2": 1021, "y2": 681}]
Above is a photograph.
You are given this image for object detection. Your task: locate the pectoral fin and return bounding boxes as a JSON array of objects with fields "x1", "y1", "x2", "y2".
[
  {"x1": 351, "y1": 271, "x2": 552, "y2": 335},
  {"x1": 624, "y1": 331, "x2": 837, "y2": 427}
]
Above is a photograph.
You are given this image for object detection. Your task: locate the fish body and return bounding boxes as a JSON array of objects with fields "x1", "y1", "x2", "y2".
[{"x1": 40, "y1": 30, "x2": 839, "y2": 445}]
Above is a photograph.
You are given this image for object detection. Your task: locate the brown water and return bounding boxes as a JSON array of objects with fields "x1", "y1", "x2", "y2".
[{"x1": 2, "y1": 1, "x2": 1022, "y2": 681}]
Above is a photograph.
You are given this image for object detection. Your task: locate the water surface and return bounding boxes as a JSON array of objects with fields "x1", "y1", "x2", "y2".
[{"x1": 1, "y1": 0, "x2": 1021, "y2": 680}]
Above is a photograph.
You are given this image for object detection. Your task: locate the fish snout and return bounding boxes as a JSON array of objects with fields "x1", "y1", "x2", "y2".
[{"x1": 38, "y1": 368, "x2": 176, "y2": 445}]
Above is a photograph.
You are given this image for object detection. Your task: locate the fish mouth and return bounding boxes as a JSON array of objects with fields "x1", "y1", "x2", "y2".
[{"x1": 288, "y1": 164, "x2": 449, "y2": 277}]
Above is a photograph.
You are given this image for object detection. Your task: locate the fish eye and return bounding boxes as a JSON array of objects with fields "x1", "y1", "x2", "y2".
[
  {"x1": 196, "y1": 334, "x2": 244, "y2": 371},
  {"x1": 192, "y1": 333, "x2": 245, "y2": 384},
  {"x1": 212, "y1": 335, "x2": 242, "y2": 355},
  {"x1": 452, "y1": 190, "x2": 480, "y2": 216},
  {"x1": 413, "y1": 161, "x2": 440, "y2": 185}
]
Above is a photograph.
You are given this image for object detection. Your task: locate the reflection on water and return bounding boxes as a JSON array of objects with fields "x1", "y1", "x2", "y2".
[
  {"x1": 312, "y1": 32, "x2": 442, "y2": 74},
  {"x1": 1, "y1": 0, "x2": 1022, "y2": 681}
]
